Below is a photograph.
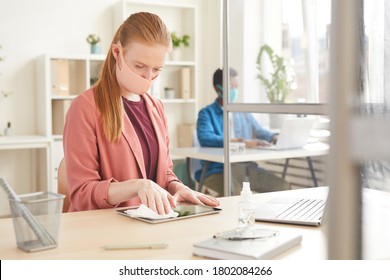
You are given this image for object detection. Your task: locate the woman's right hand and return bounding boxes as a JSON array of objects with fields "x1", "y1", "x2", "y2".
[
  {"x1": 108, "y1": 179, "x2": 176, "y2": 215},
  {"x1": 136, "y1": 179, "x2": 177, "y2": 215}
]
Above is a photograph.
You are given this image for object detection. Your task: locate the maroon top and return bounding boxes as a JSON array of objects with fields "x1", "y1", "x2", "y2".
[{"x1": 122, "y1": 96, "x2": 159, "y2": 181}]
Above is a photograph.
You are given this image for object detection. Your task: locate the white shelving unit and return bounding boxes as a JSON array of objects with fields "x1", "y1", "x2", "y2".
[
  {"x1": 36, "y1": 53, "x2": 106, "y2": 190},
  {"x1": 114, "y1": 0, "x2": 199, "y2": 150}
]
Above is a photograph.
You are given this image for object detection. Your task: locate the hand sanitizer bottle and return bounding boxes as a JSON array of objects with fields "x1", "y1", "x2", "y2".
[{"x1": 238, "y1": 181, "x2": 255, "y2": 229}]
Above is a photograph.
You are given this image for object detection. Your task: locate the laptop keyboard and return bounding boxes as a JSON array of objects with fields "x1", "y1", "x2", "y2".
[{"x1": 274, "y1": 198, "x2": 326, "y2": 222}]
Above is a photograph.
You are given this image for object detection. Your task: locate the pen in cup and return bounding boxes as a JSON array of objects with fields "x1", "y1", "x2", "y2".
[{"x1": 103, "y1": 243, "x2": 168, "y2": 250}]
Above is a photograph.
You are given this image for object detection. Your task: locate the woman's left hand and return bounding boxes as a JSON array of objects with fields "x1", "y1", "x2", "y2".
[{"x1": 169, "y1": 181, "x2": 220, "y2": 207}]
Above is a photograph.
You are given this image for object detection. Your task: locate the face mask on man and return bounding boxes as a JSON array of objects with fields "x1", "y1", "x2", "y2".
[
  {"x1": 216, "y1": 84, "x2": 238, "y2": 103},
  {"x1": 115, "y1": 46, "x2": 157, "y2": 95}
]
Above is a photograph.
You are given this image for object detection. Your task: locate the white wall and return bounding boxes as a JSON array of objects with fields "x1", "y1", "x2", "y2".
[
  {"x1": 0, "y1": 0, "x2": 118, "y2": 134},
  {"x1": 197, "y1": 0, "x2": 224, "y2": 109}
]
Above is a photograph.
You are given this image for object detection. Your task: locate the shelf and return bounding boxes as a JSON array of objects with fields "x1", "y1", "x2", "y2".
[
  {"x1": 51, "y1": 95, "x2": 77, "y2": 100},
  {"x1": 121, "y1": 0, "x2": 196, "y2": 10},
  {"x1": 161, "y1": 98, "x2": 196, "y2": 104},
  {"x1": 165, "y1": 61, "x2": 196, "y2": 66},
  {"x1": 45, "y1": 53, "x2": 106, "y2": 61},
  {"x1": 0, "y1": 135, "x2": 50, "y2": 150}
]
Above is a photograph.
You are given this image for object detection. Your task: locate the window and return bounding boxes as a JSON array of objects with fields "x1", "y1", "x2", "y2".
[
  {"x1": 282, "y1": 0, "x2": 331, "y2": 103},
  {"x1": 222, "y1": 0, "x2": 329, "y2": 196}
]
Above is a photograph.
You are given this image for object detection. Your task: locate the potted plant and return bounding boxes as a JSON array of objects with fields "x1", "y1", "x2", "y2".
[
  {"x1": 86, "y1": 34, "x2": 101, "y2": 54},
  {"x1": 256, "y1": 44, "x2": 295, "y2": 103},
  {"x1": 164, "y1": 87, "x2": 176, "y2": 99},
  {"x1": 170, "y1": 32, "x2": 190, "y2": 60},
  {"x1": 171, "y1": 32, "x2": 190, "y2": 48},
  {"x1": 256, "y1": 44, "x2": 296, "y2": 127}
]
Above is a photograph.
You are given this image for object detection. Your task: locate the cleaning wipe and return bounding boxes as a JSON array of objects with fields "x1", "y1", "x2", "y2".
[{"x1": 124, "y1": 204, "x2": 179, "y2": 220}]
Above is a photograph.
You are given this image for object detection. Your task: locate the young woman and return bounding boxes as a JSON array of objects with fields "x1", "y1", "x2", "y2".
[{"x1": 63, "y1": 12, "x2": 219, "y2": 213}]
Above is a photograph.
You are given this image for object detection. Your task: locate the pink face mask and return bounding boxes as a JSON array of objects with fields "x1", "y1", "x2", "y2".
[{"x1": 116, "y1": 47, "x2": 156, "y2": 95}]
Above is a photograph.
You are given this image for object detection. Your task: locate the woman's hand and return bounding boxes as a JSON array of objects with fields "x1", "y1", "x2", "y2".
[
  {"x1": 168, "y1": 181, "x2": 220, "y2": 207},
  {"x1": 137, "y1": 179, "x2": 177, "y2": 215},
  {"x1": 109, "y1": 179, "x2": 218, "y2": 216}
]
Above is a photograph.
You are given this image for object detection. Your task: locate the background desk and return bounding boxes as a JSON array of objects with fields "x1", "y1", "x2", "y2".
[
  {"x1": 0, "y1": 187, "x2": 329, "y2": 260},
  {"x1": 172, "y1": 142, "x2": 329, "y2": 194},
  {"x1": 0, "y1": 135, "x2": 51, "y2": 217}
]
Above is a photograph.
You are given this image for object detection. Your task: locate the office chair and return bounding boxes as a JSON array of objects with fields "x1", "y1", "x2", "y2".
[
  {"x1": 173, "y1": 130, "x2": 201, "y2": 190},
  {"x1": 189, "y1": 129, "x2": 214, "y2": 194},
  {"x1": 190, "y1": 129, "x2": 202, "y2": 183},
  {"x1": 57, "y1": 158, "x2": 70, "y2": 212}
]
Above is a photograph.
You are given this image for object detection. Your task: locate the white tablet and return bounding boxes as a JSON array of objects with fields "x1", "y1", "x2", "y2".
[{"x1": 117, "y1": 204, "x2": 222, "y2": 224}]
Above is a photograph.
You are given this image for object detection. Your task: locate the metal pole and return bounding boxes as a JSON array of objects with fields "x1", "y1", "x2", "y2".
[
  {"x1": 328, "y1": 0, "x2": 362, "y2": 259},
  {"x1": 222, "y1": 0, "x2": 231, "y2": 196}
]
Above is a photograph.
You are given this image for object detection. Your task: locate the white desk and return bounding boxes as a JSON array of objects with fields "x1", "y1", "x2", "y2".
[
  {"x1": 172, "y1": 142, "x2": 329, "y2": 193},
  {"x1": 0, "y1": 135, "x2": 50, "y2": 150},
  {"x1": 0, "y1": 187, "x2": 328, "y2": 260},
  {"x1": 0, "y1": 135, "x2": 51, "y2": 212},
  {"x1": 1, "y1": 186, "x2": 388, "y2": 260}
]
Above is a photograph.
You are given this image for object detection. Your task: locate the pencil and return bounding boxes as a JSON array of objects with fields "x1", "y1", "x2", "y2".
[{"x1": 103, "y1": 243, "x2": 168, "y2": 250}]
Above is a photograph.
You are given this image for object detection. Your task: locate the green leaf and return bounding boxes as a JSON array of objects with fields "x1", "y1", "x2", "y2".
[
  {"x1": 171, "y1": 32, "x2": 190, "y2": 48},
  {"x1": 256, "y1": 44, "x2": 295, "y2": 103}
]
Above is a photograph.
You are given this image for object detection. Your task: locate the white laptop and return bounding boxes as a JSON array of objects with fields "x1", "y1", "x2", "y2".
[
  {"x1": 260, "y1": 117, "x2": 315, "y2": 150},
  {"x1": 255, "y1": 194, "x2": 328, "y2": 226}
]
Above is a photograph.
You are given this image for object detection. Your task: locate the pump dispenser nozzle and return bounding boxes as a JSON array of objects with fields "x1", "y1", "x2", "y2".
[{"x1": 241, "y1": 181, "x2": 251, "y2": 194}]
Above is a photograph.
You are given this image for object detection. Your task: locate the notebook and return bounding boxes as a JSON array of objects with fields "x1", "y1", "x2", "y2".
[
  {"x1": 259, "y1": 117, "x2": 315, "y2": 150},
  {"x1": 193, "y1": 231, "x2": 302, "y2": 260},
  {"x1": 254, "y1": 196, "x2": 327, "y2": 226}
]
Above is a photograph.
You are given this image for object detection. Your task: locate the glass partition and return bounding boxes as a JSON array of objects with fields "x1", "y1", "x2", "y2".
[
  {"x1": 327, "y1": 0, "x2": 390, "y2": 259},
  {"x1": 358, "y1": 0, "x2": 390, "y2": 259},
  {"x1": 220, "y1": 0, "x2": 390, "y2": 261},
  {"x1": 194, "y1": 0, "x2": 390, "y2": 260},
  {"x1": 222, "y1": 0, "x2": 329, "y2": 196}
]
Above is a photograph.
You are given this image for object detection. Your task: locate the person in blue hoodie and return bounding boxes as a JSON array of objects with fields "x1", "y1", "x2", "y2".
[{"x1": 196, "y1": 68, "x2": 289, "y2": 196}]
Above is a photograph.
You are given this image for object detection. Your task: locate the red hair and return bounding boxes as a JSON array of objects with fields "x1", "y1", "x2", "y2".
[{"x1": 94, "y1": 12, "x2": 171, "y2": 141}]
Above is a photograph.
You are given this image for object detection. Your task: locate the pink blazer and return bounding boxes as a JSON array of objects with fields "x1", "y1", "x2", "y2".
[{"x1": 63, "y1": 89, "x2": 179, "y2": 211}]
